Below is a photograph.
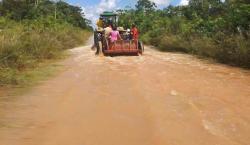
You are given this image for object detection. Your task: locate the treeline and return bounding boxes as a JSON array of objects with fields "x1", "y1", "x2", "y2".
[
  {"x1": 0, "y1": 0, "x2": 91, "y2": 29},
  {"x1": 118, "y1": 0, "x2": 250, "y2": 68},
  {"x1": 0, "y1": 0, "x2": 91, "y2": 85}
]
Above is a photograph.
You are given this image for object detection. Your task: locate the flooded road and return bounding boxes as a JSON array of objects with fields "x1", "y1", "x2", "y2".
[{"x1": 0, "y1": 40, "x2": 250, "y2": 145}]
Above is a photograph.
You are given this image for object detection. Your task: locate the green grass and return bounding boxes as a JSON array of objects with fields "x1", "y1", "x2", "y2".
[
  {"x1": 0, "y1": 17, "x2": 91, "y2": 87},
  {"x1": 0, "y1": 59, "x2": 64, "y2": 98},
  {"x1": 142, "y1": 31, "x2": 250, "y2": 68}
]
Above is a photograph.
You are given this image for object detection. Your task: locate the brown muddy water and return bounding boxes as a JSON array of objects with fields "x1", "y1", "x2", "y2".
[{"x1": 0, "y1": 39, "x2": 250, "y2": 145}]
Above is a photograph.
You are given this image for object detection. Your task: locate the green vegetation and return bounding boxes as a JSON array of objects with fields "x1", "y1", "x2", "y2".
[
  {"x1": 0, "y1": 0, "x2": 91, "y2": 86},
  {"x1": 118, "y1": 0, "x2": 250, "y2": 68}
]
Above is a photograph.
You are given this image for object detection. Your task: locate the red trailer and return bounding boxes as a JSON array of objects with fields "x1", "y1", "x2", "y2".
[{"x1": 102, "y1": 39, "x2": 143, "y2": 56}]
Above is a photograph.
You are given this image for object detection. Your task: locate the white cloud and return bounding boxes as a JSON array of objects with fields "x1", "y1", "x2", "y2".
[
  {"x1": 83, "y1": 0, "x2": 119, "y2": 27},
  {"x1": 179, "y1": 0, "x2": 189, "y2": 6},
  {"x1": 97, "y1": 0, "x2": 117, "y2": 13},
  {"x1": 150, "y1": 0, "x2": 171, "y2": 6}
]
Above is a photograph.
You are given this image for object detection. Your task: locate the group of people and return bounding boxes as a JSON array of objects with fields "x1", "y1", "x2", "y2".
[
  {"x1": 104, "y1": 24, "x2": 120, "y2": 43},
  {"x1": 97, "y1": 17, "x2": 139, "y2": 42},
  {"x1": 104, "y1": 24, "x2": 139, "y2": 43},
  {"x1": 94, "y1": 17, "x2": 139, "y2": 54}
]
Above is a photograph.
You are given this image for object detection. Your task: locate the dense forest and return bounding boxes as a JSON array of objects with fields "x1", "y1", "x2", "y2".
[
  {"x1": 0, "y1": 0, "x2": 91, "y2": 85},
  {"x1": 118, "y1": 0, "x2": 250, "y2": 68}
]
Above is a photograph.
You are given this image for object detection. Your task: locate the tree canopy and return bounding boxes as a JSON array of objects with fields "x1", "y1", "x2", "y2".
[
  {"x1": 0, "y1": 0, "x2": 91, "y2": 29},
  {"x1": 118, "y1": 0, "x2": 250, "y2": 67}
]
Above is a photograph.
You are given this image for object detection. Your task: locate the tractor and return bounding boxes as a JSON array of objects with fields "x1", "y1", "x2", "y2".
[{"x1": 94, "y1": 11, "x2": 144, "y2": 56}]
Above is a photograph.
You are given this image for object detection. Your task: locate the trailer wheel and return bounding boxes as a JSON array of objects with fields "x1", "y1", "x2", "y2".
[
  {"x1": 94, "y1": 31, "x2": 100, "y2": 55},
  {"x1": 138, "y1": 41, "x2": 144, "y2": 54}
]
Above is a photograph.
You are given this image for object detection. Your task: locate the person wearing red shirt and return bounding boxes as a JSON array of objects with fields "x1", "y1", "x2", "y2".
[{"x1": 131, "y1": 24, "x2": 139, "y2": 40}]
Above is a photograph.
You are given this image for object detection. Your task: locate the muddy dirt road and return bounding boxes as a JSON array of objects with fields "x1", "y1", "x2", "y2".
[{"x1": 0, "y1": 39, "x2": 250, "y2": 145}]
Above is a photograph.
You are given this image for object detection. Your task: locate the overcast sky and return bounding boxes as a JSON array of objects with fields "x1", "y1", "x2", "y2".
[{"x1": 66, "y1": 0, "x2": 189, "y2": 25}]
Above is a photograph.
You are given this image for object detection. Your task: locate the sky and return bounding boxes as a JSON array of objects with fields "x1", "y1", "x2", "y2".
[{"x1": 66, "y1": 0, "x2": 189, "y2": 25}]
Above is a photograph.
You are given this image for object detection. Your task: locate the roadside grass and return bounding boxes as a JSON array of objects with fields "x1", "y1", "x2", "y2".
[
  {"x1": 0, "y1": 17, "x2": 92, "y2": 99},
  {"x1": 0, "y1": 17, "x2": 91, "y2": 87},
  {"x1": 141, "y1": 32, "x2": 250, "y2": 69},
  {"x1": 0, "y1": 53, "x2": 74, "y2": 129},
  {"x1": 0, "y1": 58, "x2": 63, "y2": 98}
]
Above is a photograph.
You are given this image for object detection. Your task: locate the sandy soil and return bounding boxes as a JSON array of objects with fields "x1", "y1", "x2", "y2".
[{"x1": 0, "y1": 39, "x2": 250, "y2": 145}]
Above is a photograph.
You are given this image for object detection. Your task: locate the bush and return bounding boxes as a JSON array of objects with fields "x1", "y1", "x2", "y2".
[
  {"x1": 0, "y1": 17, "x2": 91, "y2": 85},
  {"x1": 142, "y1": 30, "x2": 250, "y2": 68},
  {"x1": 215, "y1": 34, "x2": 250, "y2": 67},
  {"x1": 158, "y1": 34, "x2": 189, "y2": 52}
]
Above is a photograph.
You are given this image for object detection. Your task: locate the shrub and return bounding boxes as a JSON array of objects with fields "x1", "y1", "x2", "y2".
[
  {"x1": 215, "y1": 34, "x2": 250, "y2": 67},
  {"x1": 142, "y1": 30, "x2": 250, "y2": 68},
  {"x1": 158, "y1": 34, "x2": 188, "y2": 52},
  {"x1": 0, "y1": 17, "x2": 91, "y2": 85}
]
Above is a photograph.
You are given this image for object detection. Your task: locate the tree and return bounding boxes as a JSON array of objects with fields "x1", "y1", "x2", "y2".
[
  {"x1": 136, "y1": 0, "x2": 156, "y2": 13},
  {"x1": 0, "y1": 0, "x2": 91, "y2": 29}
]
